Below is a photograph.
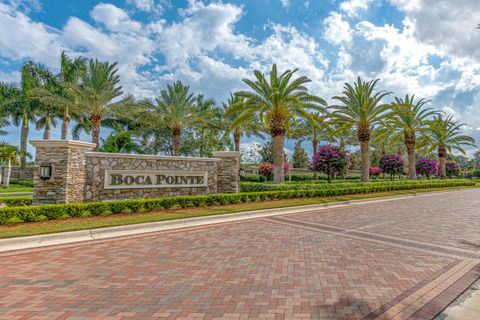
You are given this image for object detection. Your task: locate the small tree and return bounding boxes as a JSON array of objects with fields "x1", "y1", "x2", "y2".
[
  {"x1": 416, "y1": 159, "x2": 439, "y2": 179},
  {"x1": 446, "y1": 161, "x2": 461, "y2": 178},
  {"x1": 0, "y1": 142, "x2": 20, "y2": 188},
  {"x1": 379, "y1": 154, "x2": 405, "y2": 180},
  {"x1": 292, "y1": 141, "x2": 309, "y2": 169},
  {"x1": 311, "y1": 145, "x2": 349, "y2": 183}
]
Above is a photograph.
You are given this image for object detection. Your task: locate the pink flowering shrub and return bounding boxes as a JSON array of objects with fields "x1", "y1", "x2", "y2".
[
  {"x1": 446, "y1": 161, "x2": 461, "y2": 177},
  {"x1": 259, "y1": 162, "x2": 273, "y2": 178},
  {"x1": 311, "y1": 145, "x2": 349, "y2": 182},
  {"x1": 416, "y1": 159, "x2": 439, "y2": 179},
  {"x1": 379, "y1": 154, "x2": 405, "y2": 179},
  {"x1": 259, "y1": 162, "x2": 289, "y2": 180},
  {"x1": 369, "y1": 167, "x2": 381, "y2": 178}
]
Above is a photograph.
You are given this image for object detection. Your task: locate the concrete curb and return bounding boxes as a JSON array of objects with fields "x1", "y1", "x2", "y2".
[{"x1": 0, "y1": 189, "x2": 468, "y2": 253}]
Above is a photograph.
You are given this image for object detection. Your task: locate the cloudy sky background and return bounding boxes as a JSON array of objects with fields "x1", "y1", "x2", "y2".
[{"x1": 1, "y1": 0, "x2": 479, "y2": 157}]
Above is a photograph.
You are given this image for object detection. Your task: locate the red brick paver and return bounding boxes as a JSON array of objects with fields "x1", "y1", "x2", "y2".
[{"x1": 0, "y1": 189, "x2": 479, "y2": 319}]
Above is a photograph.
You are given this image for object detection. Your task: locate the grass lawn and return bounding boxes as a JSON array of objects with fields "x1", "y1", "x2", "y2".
[
  {"x1": 0, "y1": 186, "x2": 473, "y2": 239},
  {"x1": 0, "y1": 184, "x2": 33, "y2": 194}
]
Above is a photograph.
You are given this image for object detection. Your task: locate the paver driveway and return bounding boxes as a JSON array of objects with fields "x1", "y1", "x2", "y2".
[{"x1": 1, "y1": 189, "x2": 480, "y2": 320}]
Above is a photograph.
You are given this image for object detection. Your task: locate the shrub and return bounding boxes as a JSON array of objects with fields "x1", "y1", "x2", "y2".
[
  {"x1": 446, "y1": 161, "x2": 461, "y2": 177},
  {"x1": 0, "y1": 196, "x2": 32, "y2": 207},
  {"x1": 311, "y1": 145, "x2": 349, "y2": 182},
  {"x1": 259, "y1": 162, "x2": 273, "y2": 178},
  {"x1": 369, "y1": 167, "x2": 381, "y2": 178},
  {"x1": 379, "y1": 154, "x2": 405, "y2": 179},
  {"x1": 416, "y1": 159, "x2": 439, "y2": 179}
]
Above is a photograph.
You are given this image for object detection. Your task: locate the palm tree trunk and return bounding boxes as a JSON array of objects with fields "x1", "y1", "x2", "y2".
[
  {"x1": 2, "y1": 159, "x2": 11, "y2": 188},
  {"x1": 91, "y1": 115, "x2": 101, "y2": 151},
  {"x1": 43, "y1": 115, "x2": 51, "y2": 140},
  {"x1": 312, "y1": 138, "x2": 318, "y2": 180},
  {"x1": 172, "y1": 127, "x2": 181, "y2": 156},
  {"x1": 234, "y1": 128, "x2": 241, "y2": 152},
  {"x1": 61, "y1": 108, "x2": 70, "y2": 140},
  {"x1": 272, "y1": 134, "x2": 285, "y2": 184},
  {"x1": 360, "y1": 140, "x2": 370, "y2": 182},
  {"x1": 405, "y1": 133, "x2": 417, "y2": 180},
  {"x1": 20, "y1": 116, "x2": 29, "y2": 171},
  {"x1": 407, "y1": 145, "x2": 416, "y2": 180},
  {"x1": 438, "y1": 145, "x2": 447, "y2": 178}
]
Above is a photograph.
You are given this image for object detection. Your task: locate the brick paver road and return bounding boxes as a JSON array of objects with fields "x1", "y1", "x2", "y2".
[{"x1": 1, "y1": 189, "x2": 480, "y2": 319}]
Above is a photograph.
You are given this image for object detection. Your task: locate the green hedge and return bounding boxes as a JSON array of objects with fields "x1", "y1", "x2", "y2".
[
  {"x1": 240, "y1": 179, "x2": 472, "y2": 192},
  {"x1": 0, "y1": 180, "x2": 474, "y2": 225},
  {"x1": 0, "y1": 196, "x2": 33, "y2": 207}
]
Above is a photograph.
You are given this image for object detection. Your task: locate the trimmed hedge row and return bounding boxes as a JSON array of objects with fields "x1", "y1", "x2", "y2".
[
  {"x1": 0, "y1": 196, "x2": 32, "y2": 207},
  {"x1": 240, "y1": 179, "x2": 472, "y2": 192},
  {"x1": 0, "y1": 180, "x2": 474, "y2": 225}
]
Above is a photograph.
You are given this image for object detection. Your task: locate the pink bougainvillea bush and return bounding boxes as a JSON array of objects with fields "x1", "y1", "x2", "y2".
[
  {"x1": 379, "y1": 154, "x2": 405, "y2": 179},
  {"x1": 446, "y1": 161, "x2": 461, "y2": 178},
  {"x1": 369, "y1": 167, "x2": 381, "y2": 178},
  {"x1": 311, "y1": 145, "x2": 349, "y2": 182},
  {"x1": 416, "y1": 159, "x2": 439, "y2": 179}
]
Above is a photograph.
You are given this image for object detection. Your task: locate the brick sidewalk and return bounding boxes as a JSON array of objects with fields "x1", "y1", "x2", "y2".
[{"x1": 0, "y1": 189, "x2": 479, "y2": 319}]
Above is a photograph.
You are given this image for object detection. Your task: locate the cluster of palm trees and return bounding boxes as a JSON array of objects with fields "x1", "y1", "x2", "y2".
[{"x1": 0, "y1": 53, "x2": 476, "y2": 184}]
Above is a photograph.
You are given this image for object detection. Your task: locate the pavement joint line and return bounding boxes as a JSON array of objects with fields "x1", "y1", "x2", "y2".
[
  {"x1": 375, "y1": 259, "x2": 480, "y2": 319},
  {"x1": 263, "y1": 217, "x2": 479, "y2": 260},
  {"x1": 0, "y1": 188, "x2": 473, "y2": 253},
  {"x1": 274, "y1": 217, "x2": 480, "y2": 258}
]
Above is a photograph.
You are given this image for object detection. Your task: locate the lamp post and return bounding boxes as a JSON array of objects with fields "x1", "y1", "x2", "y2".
[{"x1": 39, "y1": 162, "x2": 52, "y2": 180}]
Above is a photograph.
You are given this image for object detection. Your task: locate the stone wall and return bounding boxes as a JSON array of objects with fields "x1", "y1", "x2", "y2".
[
  {"x1": 30, "y1": 140, "x2": 240, "y2": 204},
  {"x1": 31, "y1": 140, "x2": 95, "y2": 205},
  {"x1": 84, "y1": 153, "x2": 219, "y2": 201},
  {"x1": 10, "y1": 166, "x2": 34, "y2": 181}
]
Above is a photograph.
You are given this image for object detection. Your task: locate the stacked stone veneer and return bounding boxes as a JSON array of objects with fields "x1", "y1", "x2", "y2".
[
  {"x1": 31, "y1": 140, "x2": 240, "y2": 204},
  {"x1": 84, "y1": 153, "x2": 219, "y2": 201},
  {"x1": 31, "y1": 140, "x2": 96, "y2": 205}
]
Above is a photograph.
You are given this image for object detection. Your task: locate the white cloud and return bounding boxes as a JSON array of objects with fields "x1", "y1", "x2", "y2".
[
  {"x1": 340, "y1": 0, "x2": 373, "y2": 17},
  {"x1": 323, "y1": 12, "x2": 352, "y2": 45},
  {"x1": 390, "y1": 0, "x2": 480, "y2": 62},
  {"x1": 90, "y1": 3, "x2": 141, "y2": 33},
  {"x1": 126, "y1": 0, "x2": 170, "y2": 14},
  {"x1": 280, "y1": 0, "x2": 291, "y2": 8},
  {"x1": 0, "y1": 3, "x2": 63, "y2": 67}
]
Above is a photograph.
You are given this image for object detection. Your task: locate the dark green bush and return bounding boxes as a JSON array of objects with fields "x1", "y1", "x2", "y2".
[{"x1": 0, "y1": 196, "x2": 33, "y2": 207}]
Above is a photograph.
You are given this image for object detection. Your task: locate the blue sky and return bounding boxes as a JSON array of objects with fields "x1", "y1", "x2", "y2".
[{"x1": 1, "y1": 0, "x2": 480, "y2": 158}]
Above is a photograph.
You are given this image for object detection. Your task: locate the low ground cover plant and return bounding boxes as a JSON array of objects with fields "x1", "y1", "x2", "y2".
[{"x1": 0, "y1": 180, "x2": 474, "y2": 225}]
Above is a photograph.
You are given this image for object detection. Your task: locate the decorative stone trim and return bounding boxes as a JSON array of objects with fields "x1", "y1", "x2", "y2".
[
  {"x1": 86, "y1": 152, "x2": 221, "y2": 162},
  {"x1": 30, "y1": 140, "x2": 96, "y2": 148}
]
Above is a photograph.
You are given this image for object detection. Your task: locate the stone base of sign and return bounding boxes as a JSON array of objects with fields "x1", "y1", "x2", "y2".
[{"x1": 30, "y1": 140, "x2": 240, "y2": 205}]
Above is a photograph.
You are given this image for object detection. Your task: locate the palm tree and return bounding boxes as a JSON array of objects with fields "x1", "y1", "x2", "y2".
[
  {"x1": 224, "y1": 93, "x2": 265, "y2": 152},
  {"x1": 331, "y1": 77, "x2": 391, "y2": 182},
  {"x1": 425, "y1": 115, "x2": 476, "y2": 178},
  {"x1": 99, "y1": 124, "x2": 143, "y2": 154},
  {"x1": 229, "y1": 64, "x2": 326, "y2": 184},
  {"x1": 0, "y1": 61, "x2": 46, "y2": 169},
  {"x1": 74, "y1": 59, "x2": 126, "y2": 150},
  {"x1": 148, "y1": 81, "x2": 211, "y2": 156},
  {"x1": 0, "y1": 142, "x2": 20, "y2": 188},
  {"x1": 386, "y1": 95, "x2": 437, "y2": 179}
]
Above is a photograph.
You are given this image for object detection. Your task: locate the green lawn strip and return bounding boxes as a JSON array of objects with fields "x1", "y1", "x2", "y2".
[
  {"x1": 0, "y1": 184, "x2": 33, "y2": 193},
  {"x1": 0, "y1": 186, "x2": 472, "y2": 239}
]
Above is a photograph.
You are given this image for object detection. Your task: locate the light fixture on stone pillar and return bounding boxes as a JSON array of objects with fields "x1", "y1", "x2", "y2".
[
  {"x1": 39, "y1": 162, "x2": 52, "y2": 180},
  {"x1": 239, "y1": 167, "x2": 245, "y2": 178}
]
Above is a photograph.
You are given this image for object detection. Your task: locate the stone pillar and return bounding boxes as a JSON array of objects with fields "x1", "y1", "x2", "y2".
[
  {"x1": 30, "y1": 140, "x2": 96, "y2": 205},
  {"x1": 212, "y1": 151, "x2": 241, "y2": 194}
]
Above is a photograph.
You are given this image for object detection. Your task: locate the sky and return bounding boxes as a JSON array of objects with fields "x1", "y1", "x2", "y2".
[{"x1": 0, "y1": 0, "x2": 480, "y2": 158}]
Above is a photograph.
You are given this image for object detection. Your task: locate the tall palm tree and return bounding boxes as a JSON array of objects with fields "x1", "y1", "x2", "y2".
[
  {"x1": 331, "y1": 77, "x2": 391, "y2": 182},
  {"x1": 386, "y1": 95, "x2": 437, "y2": 179},
  {"x1": 0, "y1": 61, "x2": 46, "y2": 169},
  {"x1": 148, "y1": 81, "x2": 210, "y2": 156},
  {"x1": 229, "y1": 64, "x2": 326, "y2": 184},
  {"x1": 425, "y1": 115, "x2": 476, "y2": 178},
  {"x1": 224, "y1": 93, "x2": 265, "y2": 152},
  {"x1": 74, "y1": 59, "x2": 125, "y2": 150}
]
